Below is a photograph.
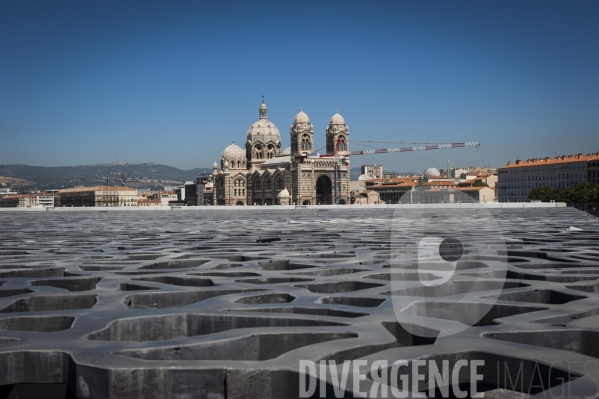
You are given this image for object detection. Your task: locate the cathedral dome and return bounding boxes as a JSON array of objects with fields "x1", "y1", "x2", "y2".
[
  {"x1": 294, "y1": 109, "x2": 310, "y2": 124},
  {"x1": 282, "y1": 147, "x2": 291, "y2": 155},
  {"x1": 247, "y1": 120, "x2": 281, "y2": 142},
  {"x1": 247, "y1": 100, "x2": 281, "y2": 145},
  {"x1": 424, "y1": 167, "x2": 441, "y2": 177},
  {"x1": 277, "y1": 187, "x2": 290, "y2": 198},
  {"x1": 222, "y1": 142, "x2": 245, "y2": 160},
  {"x1": 329, "y1": 110, "x2": 345, "y2": 125}
]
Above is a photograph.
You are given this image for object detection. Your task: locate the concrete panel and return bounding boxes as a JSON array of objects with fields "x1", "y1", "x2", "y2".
[{"x1": 0, "y1": 207, "x2": 597, "y2": 398}]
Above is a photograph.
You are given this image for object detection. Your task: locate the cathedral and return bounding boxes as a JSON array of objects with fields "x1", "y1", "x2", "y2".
[{"x1": 211, "y1": 100, "x2": 350, "y2": 206}]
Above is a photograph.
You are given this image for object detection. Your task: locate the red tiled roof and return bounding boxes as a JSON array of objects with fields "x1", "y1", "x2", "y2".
[
  {"x1": 422, "y1": 181, "x2": 457, "y2": 186},
  {"x1": 501, "y1": 153, "x2": 599, "y2": 169},
  {"x1": 0, "y1": 194, "x2": 37, "y2": 199},
  {"x1": 58, "y1": 186, "x2": 136, "y2": 193}
]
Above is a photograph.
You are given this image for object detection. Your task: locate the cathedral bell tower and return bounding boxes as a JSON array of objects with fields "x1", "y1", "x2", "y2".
[
  {"x1": 290, "y1": 107, "x2": 314, "y2": 155},
  {"x1": 326, "y1": 109, "x2": 349, "y2": 155}
]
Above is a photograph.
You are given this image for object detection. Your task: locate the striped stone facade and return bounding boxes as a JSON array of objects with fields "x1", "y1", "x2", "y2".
[{"x1": 213, "y1": 101, "x2": 350, "y2": 206}]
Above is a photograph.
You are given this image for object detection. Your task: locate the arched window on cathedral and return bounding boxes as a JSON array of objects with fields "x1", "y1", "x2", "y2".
[
  {"x1": 255, "y1": 145, "x2": 263, "y2": 159},
  {"x1": 337, "y1": 136, "x2": 347, "y2": 152},
  {"x1": 265, "y1": 179, "x2": 272, "y2": 190},
  {"x1": 301, "y1": 135, "x2": 310, "y2": 151},
  {"x1": 275, "y1": 177, "x2": 283, "y2": 189},
  {"x1": 254, "y1": 178, "x2": 261, "y2": 190}
]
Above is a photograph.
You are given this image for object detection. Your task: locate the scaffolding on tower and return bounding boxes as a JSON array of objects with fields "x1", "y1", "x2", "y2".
[{"x1": 333, "y1": 155, "x2": 342, "y2": 204}]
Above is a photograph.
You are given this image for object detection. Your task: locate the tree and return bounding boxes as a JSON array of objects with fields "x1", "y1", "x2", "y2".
[
  {"x1": 527, "y1": 182, "x2": 599, "y2": 207},
  {"x1": 528, "y1": 186, "x2": 553, "y2": 202}
]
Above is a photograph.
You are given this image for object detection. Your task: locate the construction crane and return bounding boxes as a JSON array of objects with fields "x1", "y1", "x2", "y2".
[
  {"x1": 112, "y1": 172, "x2": 129, "y2": 187},
  {"x1": 349, "y1": 141, "x2": 481, "y2": 156},
  {"x1": 295, "y1": 141, "x2": 481, "y2": 204},
  {"x1": 302, "y1": 141, "x2": 481, "y2": 204}
]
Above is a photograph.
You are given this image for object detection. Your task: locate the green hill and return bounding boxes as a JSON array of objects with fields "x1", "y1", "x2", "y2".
[{"x1": 0, "y1": 162, "x2": 212, "y2": 191}]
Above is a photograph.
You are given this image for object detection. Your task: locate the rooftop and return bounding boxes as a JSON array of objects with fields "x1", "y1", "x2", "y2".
[
  {"x1": 501, "y1": 152, "x2": 599, "y2": 169},
  {"x1": 0, "y1": 194, "x2": 37, "y2": 199},
  {"x1": 58, "y1": 186, "x2": 137, "y2": 193}
]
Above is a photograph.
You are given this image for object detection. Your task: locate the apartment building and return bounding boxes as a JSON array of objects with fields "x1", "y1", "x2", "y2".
[{"x1": 497, "y1": 153, "x2": 599, "y2": 202}]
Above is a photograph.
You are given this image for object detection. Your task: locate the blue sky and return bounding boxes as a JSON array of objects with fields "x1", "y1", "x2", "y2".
[{"x1": 1, "y1": 1, "x2": 598, "y2": 173}]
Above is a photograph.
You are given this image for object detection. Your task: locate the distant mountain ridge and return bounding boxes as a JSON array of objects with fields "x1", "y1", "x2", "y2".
[
  {"x1": 2, "y1": 163, "x2": 418, "y2": 191},
  {"x1": 0, "y1": 162, "x2": 212, "y2": 191}
]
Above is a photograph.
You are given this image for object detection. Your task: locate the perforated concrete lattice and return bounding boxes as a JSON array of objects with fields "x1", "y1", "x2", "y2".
[{"x1": 0, "y1": 208, "x2": 598, "y2": 398}]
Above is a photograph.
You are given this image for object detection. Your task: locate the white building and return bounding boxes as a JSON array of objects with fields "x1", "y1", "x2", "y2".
[
  {"x1": 359, "y1": 165, "x2": 383, "y2": 181},
  {"x1": 0, "y1": 194, "x2": 38, "y2": 208},
  {"x1": 497, "y1": 153, "x2": 599, "y2": 202},
  {"x1": 57, "y1": 186, "x2": 138, "y2": 207},
  {"x1": 37, "y1": 194, "x2": 55, "y2": 207}
]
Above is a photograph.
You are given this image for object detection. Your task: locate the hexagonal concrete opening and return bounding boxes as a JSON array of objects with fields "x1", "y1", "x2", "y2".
[
  {"x1": 0, "y1": 294, "x2": 97, "y2": 313},
  {"x1": 318, "y1": 296, "x2": 385, "y2": 307},
  {"x1": 0, "y1": 315, "x2": 75, "y2": 332},
  {"x1": 0, "y1": 268, "x2": 65, "y2": 279},
  {"x1": 138, "y1": 259, "x2": 210, "y2": 270},
  {"x1": 0, "y1": 337, "x2": 18, "y2": 345},
  {"x1": 381, "y1": 321, "x2": 439, "y2": 346},
  {"x1": 188, "y1": 271, "x2": 260, "y2": 277},
  {"x1": 565, "y1": 282, "x2": 599, "y2": 293},
  {"x1": 236, "y1": 277, "x2": 314, "y2": 285},
  {"x1": 210, "y1": 255, "x2": 266, "y2": 262},
  {"x1": 87, "y1": 314, "x2": 348, "y2": 342},
  {"x1": 124, "y1": 289, "x2": 264, "y2": 310},
  {"x1": 235, "y1": 293, "x2": 296, "y2": 304},
  {"x1": 30, "y1": 277, "x2": 102, "y2": 291},
  {"x1": 384, "y1": 280, "x2": 528, "y2": 298},
  {"x1": 132, "y1": 276, "x2": 215, "y2": 287},
  {"x1": 224, "y1": 306, "x2": 368, "y2": 318},
  {"x1": 210, "y1": 262, "x2": 246, "y2": 270},
  {"x1": 296, "y1": 281, "x2": 384, "y2": 294},
  {"x1": 258, "y1": 260, "x2": 319, "y2": 271},
  {"x1": 119, "y1": 283, "x2": 156, "y2": 291},
  {"x1": 362, "y1": 272, "x2": 442, "y2": 282},
  {"x1": 402, "y1": 301, "x2": 549, "y2": 326},
  {"x1": 532, "y1": 307, "x2": 599, "y2": 324},
  {"x1": 484, "y1": 329, "x2": 599, "y2": 358},
  {"x1": 290, "y1": 268, "x2": 368, "y2": 277},
  {"x1": 0, "y1": 288, "x2": 35, "y2": 298},
  {"x1": 116, "y1": 332, "x2": 358, "y2": 361},
  {"x1": 0, "y1": 383, "x2": 76, "y2": 399},
  {"x1": 484, "y1": 289, "x2": 586, "y2": 305},
  {"x1": 301, "y1": 251, "x2": 356, "y2": 260}
]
